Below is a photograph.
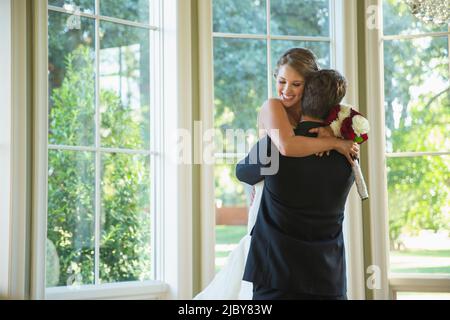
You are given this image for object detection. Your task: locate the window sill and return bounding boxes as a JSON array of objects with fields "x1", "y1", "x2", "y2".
[
  {"x1": 389, "y1": 273, "x2": 450, "y2": 295},
  {"x1": 45, "y1": 280, "x2": 169, "y2": 300}
]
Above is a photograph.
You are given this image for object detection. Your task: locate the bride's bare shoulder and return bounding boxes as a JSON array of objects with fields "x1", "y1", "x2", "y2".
[
  {"x1": 264, "y1": 98, "x2": 284, "y2": 107},
  {"x1": 261, "y1": 98, "x2": 285, "y2": 112}
]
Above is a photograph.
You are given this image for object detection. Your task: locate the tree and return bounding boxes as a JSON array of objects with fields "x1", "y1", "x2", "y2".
[
  {"x1": 383, "y1": 0, "x2": 449, "y2": 247},
  {"x1": 47, "y1": 45, "x2": 151, "y2": 286}
]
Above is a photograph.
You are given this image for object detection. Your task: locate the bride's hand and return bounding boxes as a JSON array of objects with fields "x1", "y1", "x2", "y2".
[
  {"x1": 309, "y1": 126, "x2": 334, "y2": 138},
  {"x1": 334, "y1": 139, "x2": 359, "y2": 165},
  {"x1": 309, "y1": 126, "x2": 334, "y2": 157}
]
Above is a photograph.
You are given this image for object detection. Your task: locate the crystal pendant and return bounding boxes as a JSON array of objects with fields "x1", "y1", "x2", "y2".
[{"x1": 406, "y1": 0, "x2": 450, "y2": 25}]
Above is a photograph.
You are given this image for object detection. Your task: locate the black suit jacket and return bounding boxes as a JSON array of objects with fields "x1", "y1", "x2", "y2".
[{"x1": 236, "y1": 121, "x2": 354, "y2": 296}]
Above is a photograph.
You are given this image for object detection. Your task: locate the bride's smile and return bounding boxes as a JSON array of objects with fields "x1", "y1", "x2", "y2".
[{"x1": 276, "y1": 64, "x2": 305, "y2": 109}]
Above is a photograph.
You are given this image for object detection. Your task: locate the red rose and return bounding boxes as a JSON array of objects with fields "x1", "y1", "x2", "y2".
[
  {"x1": 360, "y1": 133, "x2": 368, "y2": 143},
  {"x1": 325, "y1": 105, "x2": 341, "y2": 124},
  {"x1": 350, "y1": 108, "x2": 361, "y2": 118},
  {"x1": 340, "y1": 117, "x2": 356, "y2": 141}
]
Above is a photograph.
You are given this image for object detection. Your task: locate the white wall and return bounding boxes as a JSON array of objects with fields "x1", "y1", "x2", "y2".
[{"x1": 0, "y1": 0, "x2": 12, "y2": 299}]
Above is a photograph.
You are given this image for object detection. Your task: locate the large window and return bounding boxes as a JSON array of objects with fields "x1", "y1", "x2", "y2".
[
  {"x1": 46, "y1": 0, "x2": 156, "y2": 289},
  {"x1": 212, "y1": 0, "x2": 333, "y2": 271},
  {"x1": 381, "y1": 0, "x2": 449, "y2": 298}
]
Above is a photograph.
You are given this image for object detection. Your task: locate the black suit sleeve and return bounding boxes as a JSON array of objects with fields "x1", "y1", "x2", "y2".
[{"x1": 235, "y1": 136, "x2": 271, "y2": 186}]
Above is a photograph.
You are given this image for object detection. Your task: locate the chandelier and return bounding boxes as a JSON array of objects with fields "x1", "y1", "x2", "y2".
[{"x1": 406, "y1": 0, "x2": 450, "y2": 25}]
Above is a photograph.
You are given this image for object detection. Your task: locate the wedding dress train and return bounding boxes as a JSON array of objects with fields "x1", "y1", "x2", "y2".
[{"x1": 194, "y1": 181, "x2": 264, "y2": 300}]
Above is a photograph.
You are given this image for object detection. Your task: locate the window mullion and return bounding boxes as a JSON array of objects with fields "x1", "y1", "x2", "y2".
[
  {"x1": 382, "y1": 31, "x2": 450, "y2": 41},
  {"x1": 266, "y1": 0, "x2": 272, "y2": 99},
  {"x1": 329, "y1": 0, "x2": 336, "y2": 68},
  {"x1": 94, "y1": 0, "x2": 101, "y2": 286},
  {"x1": 47, "y1": 5, "x2": 158, "y2": 30}
]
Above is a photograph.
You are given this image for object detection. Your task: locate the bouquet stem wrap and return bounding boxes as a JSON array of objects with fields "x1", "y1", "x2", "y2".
[{"x1": 352, "y1": 159, "x2": 368, "y2": 201}]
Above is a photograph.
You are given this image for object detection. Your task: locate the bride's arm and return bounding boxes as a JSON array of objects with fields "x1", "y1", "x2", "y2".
[{"x1": 260, "y1": 99, "x2": 357, "y2": 163}]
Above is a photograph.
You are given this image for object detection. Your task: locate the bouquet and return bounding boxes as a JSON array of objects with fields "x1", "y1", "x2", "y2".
[{"x1": 326, "y1": 104, "x2": 370, "y2": 201}]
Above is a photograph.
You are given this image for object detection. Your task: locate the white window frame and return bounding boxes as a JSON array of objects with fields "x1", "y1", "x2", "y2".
[
  {"x1": 29, "y1": 0, "x2": 192, "y2": 300},
  {"x1": 199, "y1": 0, "x2": 366, "y2": 300},
  {"x1": 364, "y1": 0, "x2": 450, "y2": 300},
  {"x1": 0, "y1": 0, "x2": 32, "y2": 300}
]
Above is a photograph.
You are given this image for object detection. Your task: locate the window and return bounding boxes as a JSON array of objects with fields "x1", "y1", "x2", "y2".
[
  {"x1": 46, "y1": 0, "x2": 157, "y2": 291},
  {"x1": 211, "y1": 0, "x2": 333, "y2": 272},
  {"x1": 366, "y1": 0, "x2": 449, "y2": 299}
]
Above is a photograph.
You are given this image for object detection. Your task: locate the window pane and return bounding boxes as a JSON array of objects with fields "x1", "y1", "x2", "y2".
[
  {"x1": 214, "y1": 38, "x2": 267, "y2": 153},
  {"x1": 271, "y1": 0, "x2": 330, "y2": 37},
  {"x1": 48, "y1": 12, "x2": 96, "y2": 147},
  {"x1": 47, "y1": 150, "x2": 95, "y2": 287},
  {"x1": 214, "y1": 163, "x2": 248, "y2": 272},
  {"x1": 100, "y1": 0, "x2": 150, "y2": 24},
  {"x1": 215, "y1": 163, "x2": 248, "y2": 209},
  {"x1": 388, "y1": 156, "x2": 450, "y2": 276},
  {"x1": 100, "y1": 153, "x2": 152, "y2": 283},
  {"x1": 213, "y1": 0, "x2": 266, "y2": 34},
  {"x1": 100, "y1": 22, "x2": 150, "y2": 150},
  {"x1": 48, "y1": 0, "x2": 95, "y2": 14},
  {"x1": 383, "y1": 0, "x2": 447, "y2": 36},
  {"x1": 384, "y1": 36, "x2": 449, "y2": 153}
]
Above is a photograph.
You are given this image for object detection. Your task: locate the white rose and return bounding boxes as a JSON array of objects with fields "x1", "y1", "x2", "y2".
[
  {"x1": 330, "y1": 119, "x2": 343, "y2": 138},
  {"x1": 338, "y1": 106, "x2": 351, "y2": 121},
  {"x1": 352, "y1": 115, "x2": 370, "y2": 135}
]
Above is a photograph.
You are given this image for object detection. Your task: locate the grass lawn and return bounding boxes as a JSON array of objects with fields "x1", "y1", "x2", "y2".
[
  {"x1": 390, "y1": 249, "x2": 450, "y2": 274},
  {"x1": 215, "y1": 225, "x2": 247, "y2": 272},
  {"x1": 215, "y1": 225, "x2": 247, "y2": 244},
  {"x1": 391, "y1": 249, "x2": 450, "y2": 258}
]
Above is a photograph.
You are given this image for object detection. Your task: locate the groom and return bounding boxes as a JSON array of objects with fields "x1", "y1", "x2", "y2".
[{"x1": 236, "y1": 70, "x2": 355, "y2": 300}]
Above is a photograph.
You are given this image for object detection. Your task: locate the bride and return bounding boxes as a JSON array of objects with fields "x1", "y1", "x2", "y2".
[
  {"x1": 194, "y1": 48, "x2": 358, "y2": 300},
  {"x1": 194, "y1": 180, "x2": 264, "y2": 300}
]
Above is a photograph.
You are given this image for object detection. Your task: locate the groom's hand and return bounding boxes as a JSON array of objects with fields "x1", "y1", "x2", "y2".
[{"x1": 309, "y1": 126, "x2": 334, "y2": 138}]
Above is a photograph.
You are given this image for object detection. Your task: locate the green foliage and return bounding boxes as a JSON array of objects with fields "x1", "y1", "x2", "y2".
[
  {"x1": 213, "y1": 0, "x2": 266, "y2": 34},
  {"x1": 47, "y1": 46, "x2": 151, "y2": 287},
  {"x1": 100, "y1": 0, "x2": 150, "y2": 23},
  {"x1": 48, "y1": 149, "x2": 96, "y2": 286},
  {"x1": 270, "y1": 0, "x2": 329, "y2": 37},
  {"x1": 214, "y1": 165, "x2": 247, "y2": 207},
  {"x1": 49, "y1": 46, "x2": 95, "y2": 146},
  {"x1": 383, "y1": 0, "x2": 449, "y2": 246},
  {"x1": 100, "y1": 153, "x2": 151, "y2": 283}
]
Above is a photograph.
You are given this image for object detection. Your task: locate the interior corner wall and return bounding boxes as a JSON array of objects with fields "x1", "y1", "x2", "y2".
[{"x1": 0, "y1": 0, "x2": 12, "y2": 300}]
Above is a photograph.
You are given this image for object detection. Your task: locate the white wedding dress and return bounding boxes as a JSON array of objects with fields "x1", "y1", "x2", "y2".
[{"x1": 194, "y1": 180, "x2": 264, "y2": 300}]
